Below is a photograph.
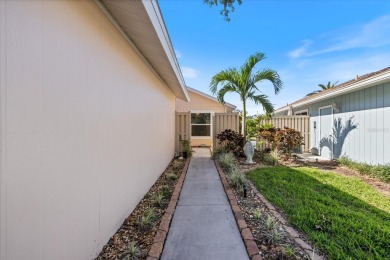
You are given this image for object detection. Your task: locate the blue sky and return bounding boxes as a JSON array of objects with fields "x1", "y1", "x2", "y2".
[{"x1": 159, "y1": 0, "x2": 390, "y2": 115}]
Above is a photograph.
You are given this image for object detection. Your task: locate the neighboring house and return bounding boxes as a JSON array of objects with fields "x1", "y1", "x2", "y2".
[
  {"x1": 274, "y1": 67, "x2": 390, "y2": 164},
  {"x1": 176, "y1": 87, "x2": 236, "y2": 147},
  {"x1": 0, "y1": 1, "x2": 189, "y2": 260}
]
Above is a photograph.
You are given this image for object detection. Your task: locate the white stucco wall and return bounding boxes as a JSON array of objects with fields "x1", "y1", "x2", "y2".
[{"x1": 0, "y1": 1, "x2": 175, "y2": 259}]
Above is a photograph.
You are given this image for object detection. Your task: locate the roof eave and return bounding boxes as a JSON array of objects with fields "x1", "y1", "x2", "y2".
[
  {"x1": 275, "y1": 70, "x2": 390, "y2": 113},
  {"x1": 96, "y1": 0, "x2": 189, "y2": 102}
]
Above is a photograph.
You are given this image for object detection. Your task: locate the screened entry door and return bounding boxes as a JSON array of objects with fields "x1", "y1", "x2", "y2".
[
  {"x1": 319, "y1": 106, "x2": 333, "y2": 159},
  {"x1": 191, "y1": 112, "x2": 212, "y2": 137}
]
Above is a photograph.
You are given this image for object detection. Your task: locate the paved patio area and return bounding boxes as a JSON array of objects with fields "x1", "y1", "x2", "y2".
[
  {"x1": 296, "y1": 152, "x2": 331, "y2": 162},
  {"x1": 161, "y1": 148, "x2": 249, "y2": 260}
]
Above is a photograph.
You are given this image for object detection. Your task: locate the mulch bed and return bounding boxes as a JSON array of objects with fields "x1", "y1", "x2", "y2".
[
  {"x1": 96, "y1": 158, "x2": 188, "y2": 260},
  {"x1": 231, "y1": 149, "x2": 389, "y2": 259},
  {"x1": 234, "y1": 187, "x2": 311, "y2": 260},
  {"x1": 221, "y1": 159, "x2": 312, "y2": 259}
]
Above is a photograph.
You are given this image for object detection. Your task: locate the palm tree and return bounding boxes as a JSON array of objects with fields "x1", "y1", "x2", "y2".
[
  {"x1": 306, "y1": 81, "x2": 338, "y2": 96},
  {"x1": 210, "y1": 52, "x2": 282, "y2": 141}
]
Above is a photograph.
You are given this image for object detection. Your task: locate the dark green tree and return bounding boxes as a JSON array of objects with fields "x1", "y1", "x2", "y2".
[{"x1": 203, "y1": 0, "x2": 242, "y2": 21}]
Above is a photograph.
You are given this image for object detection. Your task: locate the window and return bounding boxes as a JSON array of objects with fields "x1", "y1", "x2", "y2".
[
  {"x1": 191, "y1": 113, "x2": 211, "y2": 137},
  {"x1": 295, "y1": 109, "x2": 308, "y2": 116}
]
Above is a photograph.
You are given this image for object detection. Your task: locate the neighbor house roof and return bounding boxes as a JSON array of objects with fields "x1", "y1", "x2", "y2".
[
  {"x1": 96, "y1": 0, "x2": 189, "y2": 102},
  {"x1": 275, "y1": 67, "x2": 390, "y2": 114},
  {"x1": 187, "y1": 87, "x2": 237, "y2": 109}
]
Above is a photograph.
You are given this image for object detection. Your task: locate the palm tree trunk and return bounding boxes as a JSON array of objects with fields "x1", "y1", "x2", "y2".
[{"x1": 242, "y1": 100, "x2": 246, "y2": 142}]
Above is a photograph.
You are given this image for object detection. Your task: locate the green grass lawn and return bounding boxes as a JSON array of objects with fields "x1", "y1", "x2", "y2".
[{"x1": 247, "y1": 166, "x2": 390, "y2": 259}]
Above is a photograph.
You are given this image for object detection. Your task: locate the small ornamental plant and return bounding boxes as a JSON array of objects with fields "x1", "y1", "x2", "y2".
[{"x1": 179, "y1": 134, "x2": 192, "y2": 158}]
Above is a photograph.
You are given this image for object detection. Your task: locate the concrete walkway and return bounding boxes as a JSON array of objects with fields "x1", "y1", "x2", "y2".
[{"x1": 161, "y1": 148, "x2": 249, "y2": 260}]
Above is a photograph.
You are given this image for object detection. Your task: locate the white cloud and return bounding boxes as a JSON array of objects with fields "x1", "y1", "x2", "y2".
[
  {"x1": 288, "y1": 15, "x2": 390, "y2": 58},
  {"x1": 316, "y1": 15, "x2": 390, "y2": 54},
  {"x1": 275, "y1": 52, "x2": 390, "y2": 109},
  {"x1": 288, "y1": 40, "x2": 313, "y2": 58},
  {"x1": 175, "y1": 49, "x2": 182, "y2": 59},
  {"x1": 181, "y1": 67, "x2": 199, "y2": 79},
  {"x1": 312, "y1": 53, "x2": 390, "y2": 82}
]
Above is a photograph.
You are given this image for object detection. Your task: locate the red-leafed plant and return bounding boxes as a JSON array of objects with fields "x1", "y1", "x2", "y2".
[
  {"x1": 216, "y1": 129, "x2": 244, "y2": 157},
  {"x1": 258, "y1": 126, "x2": 303, "y2": 159},
  {"x1": 274, "y1": 127, "x2": 304, "y2": 158}
]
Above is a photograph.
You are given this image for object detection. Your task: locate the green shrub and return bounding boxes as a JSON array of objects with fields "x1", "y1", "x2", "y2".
[
  {"x1": 122, "y1": 242, "x2": 141, "y2": 260},
  {"x1": 172, "y1": 161, "x2": 184, "y2": 172},
  {"x1": 179, "y1": 134, "x2": 192, "y2": 157},
  {"x1": 212, "y1": 146, "x2": 227, "y2": 159},
  {"x1": 160, "y1": 185, "x2": 171, "y2": 198},
  {"x1": 253, "y1": 208, "x2": 262, "y2": 220},
  {"x1": 265, "y1": 215, "x2": 277, "y2": 230},
  {"x1": 154, "y1": 192, "x2": 165, "y2": 208},
  {"x1": 266, "y1": 227, "x2": 285, "y2": 243},
  {"x1": 262, "y1": 149, "x2": 280, "y2": 165},
  {"x1": 138, "y1": 207, "x2": 156, "y2": 230},
  {"x1": 259, "y1": 122, "x2": 274, "y2": 130},
  {"x1": 338, "y1": 157, "x2": 390, "y2": 183},
  {"x1": 282, "y1": 245, "x2": 296, "y2": 258},
  {"x1": 216, "y1": 129, "x2": 244, "y2": 157},
  {"x1": 166, "y1": 173, "x2": 177, "y2": 182},
  {"x1": 218, "y1": 152, "x2": 237, "y2": 172},
  {"x1": 229, "y1": 171, "x2": 247, "y2": 189}
]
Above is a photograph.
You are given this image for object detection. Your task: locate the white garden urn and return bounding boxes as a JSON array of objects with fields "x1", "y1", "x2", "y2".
[{"x1": 243, "y1": 141, "x2": 255, "y2": 164}]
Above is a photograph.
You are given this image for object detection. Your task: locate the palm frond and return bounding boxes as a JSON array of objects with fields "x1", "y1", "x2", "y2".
[
  {"x1": 247, "y1": 91, "x2": 274, "y2": 114},
  {"x1": 250, "y1": 69, "x2": 282, "y2": 94},
  {"x1": 210, "y1": 68, "x2": 240, "y2": 94},
  {"x1": 217, "y1": 84, "x2": 236, "y2": 104},
  {"x1": 318, "y1": 83, "x2": 327, "y2": 90},
  {"x1": 240, "y1": 53, "x2": 266, "y2": 87},
  {"x1": 318, "y1": 81, "x2": 338, "y2": 90}
]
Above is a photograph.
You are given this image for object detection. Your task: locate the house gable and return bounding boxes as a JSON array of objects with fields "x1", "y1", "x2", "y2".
[{"x1": 176, "y1": 88, "x2": 236, "y2": 113}]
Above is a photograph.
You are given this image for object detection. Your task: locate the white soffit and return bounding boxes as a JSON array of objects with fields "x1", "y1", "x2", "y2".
[{"x1": 97, "y1": 0, "x2": 189, "y2": 101}]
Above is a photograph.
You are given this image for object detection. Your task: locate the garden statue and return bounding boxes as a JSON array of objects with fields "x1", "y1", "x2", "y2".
[{"x1": 244, "y1": 141, "x2": 255, "y2": 164}]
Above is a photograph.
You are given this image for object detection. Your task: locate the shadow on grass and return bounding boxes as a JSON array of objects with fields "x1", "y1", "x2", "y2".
[{"x1": 247, "y1": 166, "x2": 390, "y2": 260}]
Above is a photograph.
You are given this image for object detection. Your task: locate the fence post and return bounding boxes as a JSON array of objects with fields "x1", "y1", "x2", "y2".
[
  {"x1": 175, "y1": 112, "x2": 191, "y2": 153},
  {"x1": 213, "y1": 113, "x2": 240, "y2": 152}
]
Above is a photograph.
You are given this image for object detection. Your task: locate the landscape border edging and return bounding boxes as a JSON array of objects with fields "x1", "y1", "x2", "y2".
[
  {"x1": 146, "y1": 157, "x2": 191, "y2": 260},
  {"x1": 247, "y1": 182, "x2": 323, "y2": 260},
  {"x1": 214, "y1": 161, "x2": 263, "y2": 260}
]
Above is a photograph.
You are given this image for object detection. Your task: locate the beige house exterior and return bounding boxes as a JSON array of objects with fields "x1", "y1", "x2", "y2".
[
  {"x1": 0, "y1": 1, "x2": 188, "y2": 259},
  {"x1": 176, "y1": 87, "x2": 236, "y2": 146}
]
